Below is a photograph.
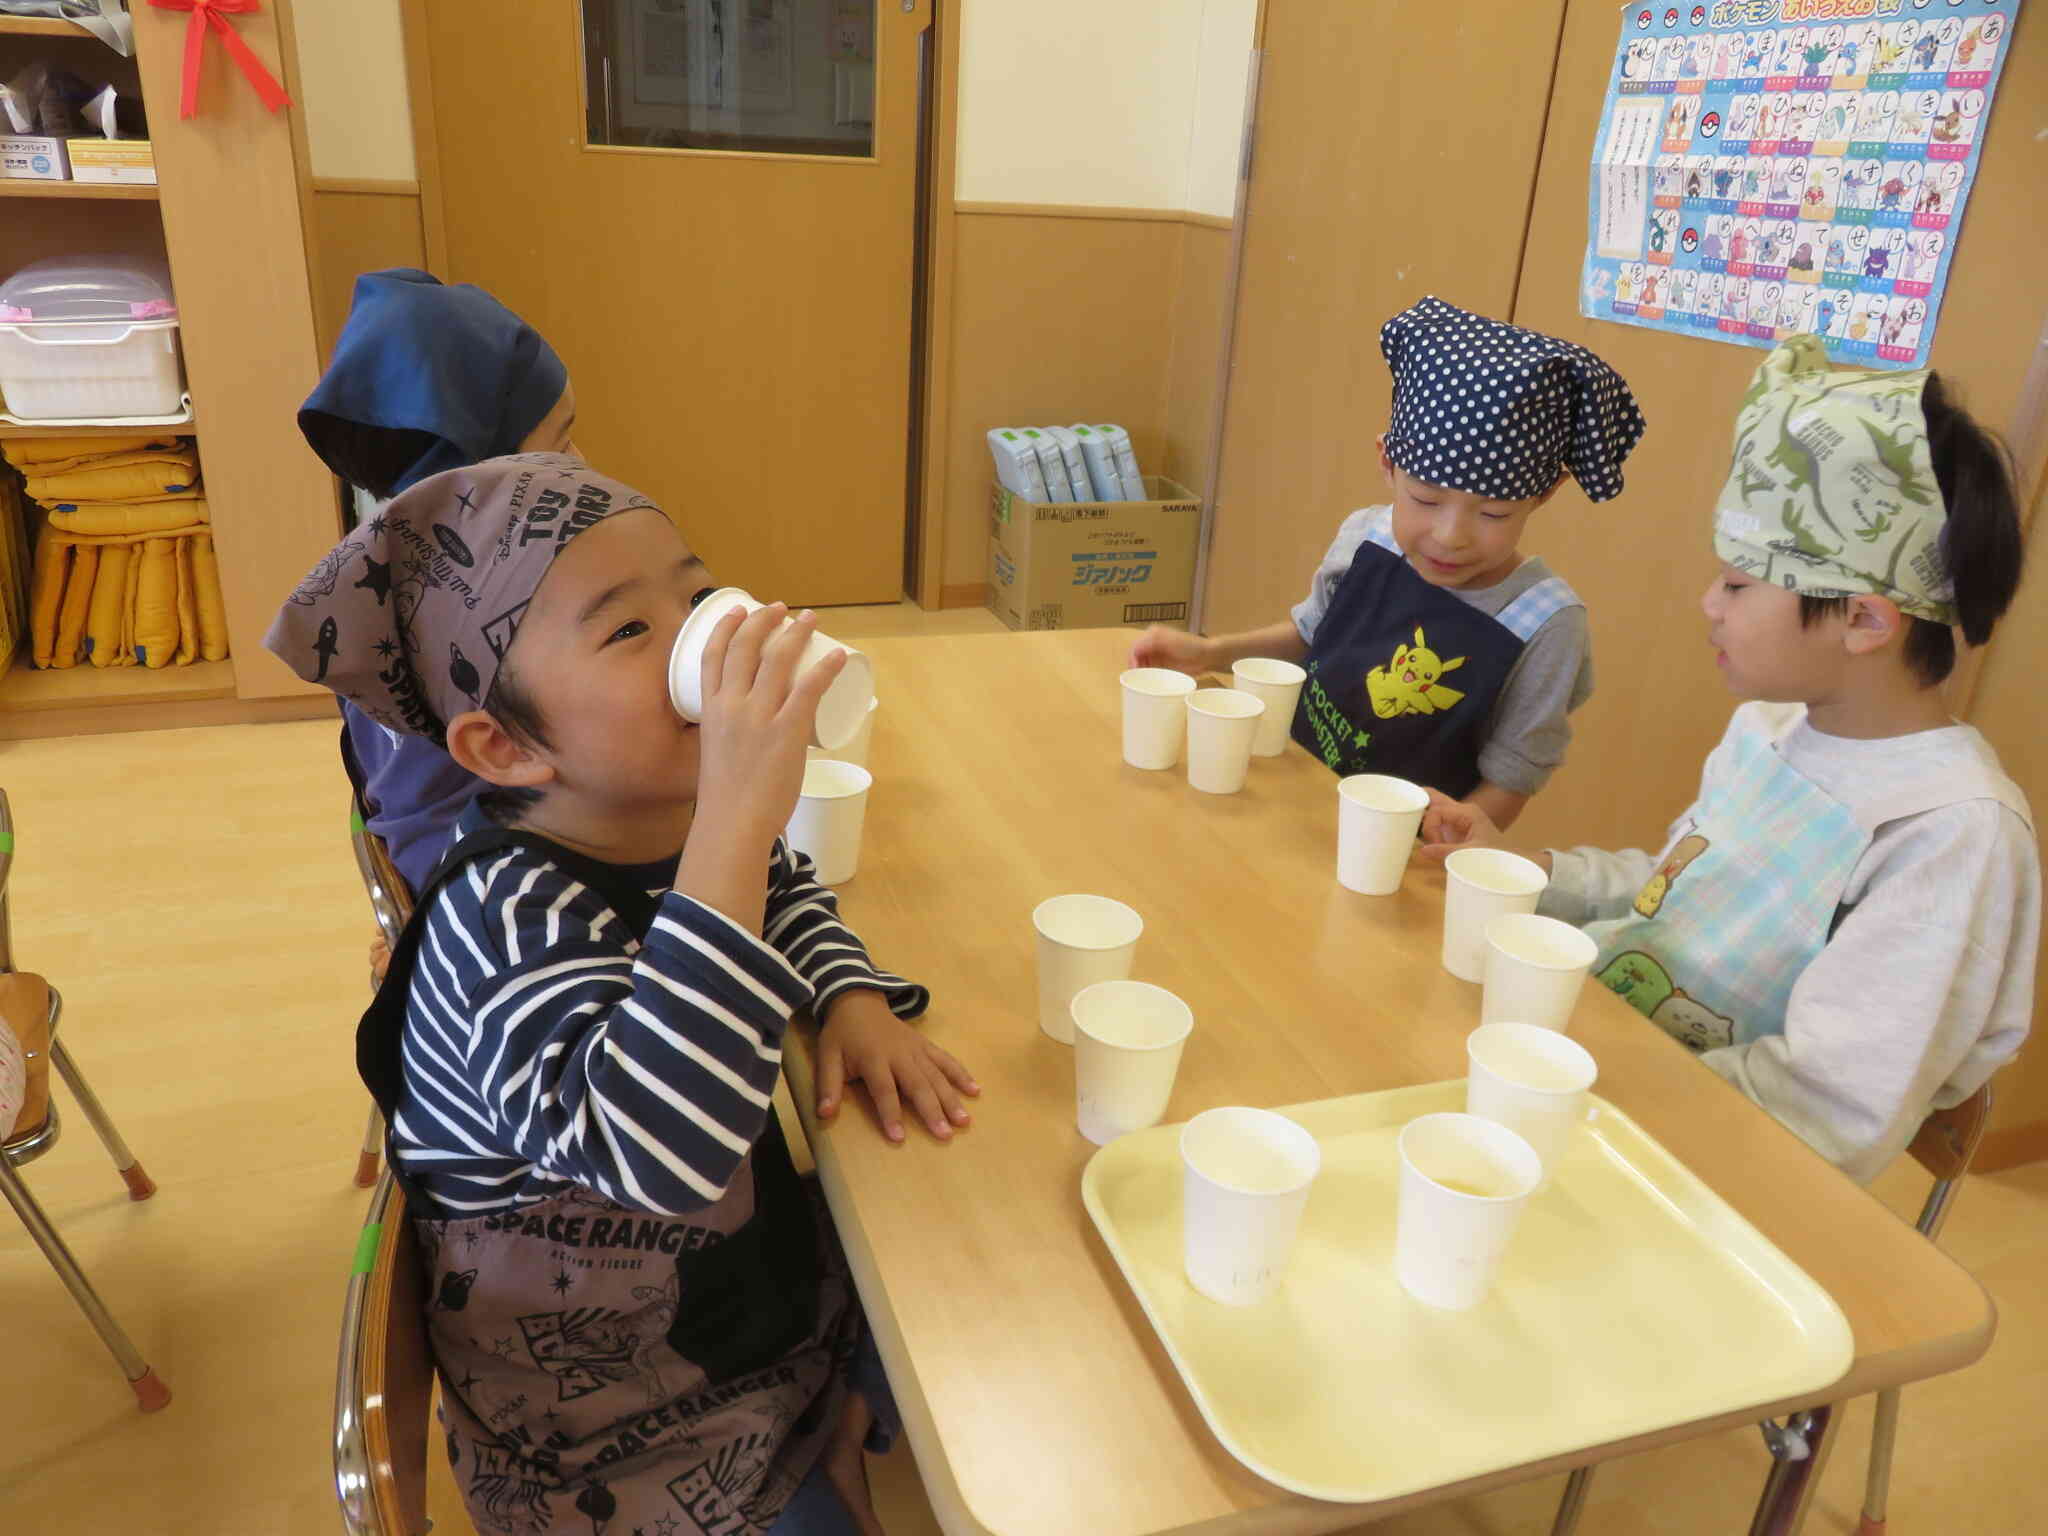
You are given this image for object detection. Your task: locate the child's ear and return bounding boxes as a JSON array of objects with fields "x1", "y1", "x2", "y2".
[
  {"x1": 1376, "y1": 434, "x2": 1396, "y2": 489},
  {"x1": 1841, "y1": 594, "x2": 1903, "y2": 656},
  {"x1": 1531, "y1": 472, "x2": 1567, "y2": 510},
  {"x1": 445, "y1": 708, "x2": 556, "y2": 790}
]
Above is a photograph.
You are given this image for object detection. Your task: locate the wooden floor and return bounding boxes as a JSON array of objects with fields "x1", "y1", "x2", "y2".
[{"x1": 2, "y1": 598, "x2": 2045, "y2": 1535}]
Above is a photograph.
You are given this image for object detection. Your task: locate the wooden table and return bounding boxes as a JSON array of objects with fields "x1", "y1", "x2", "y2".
[{"x1": 782, "y1": 627, "x2": 1993, "y2": 1536}]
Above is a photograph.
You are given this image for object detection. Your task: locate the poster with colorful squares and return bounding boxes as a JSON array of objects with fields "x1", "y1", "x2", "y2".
[{"x1": 1581, "y1": 0, "x2": 2020, "y2": 369}]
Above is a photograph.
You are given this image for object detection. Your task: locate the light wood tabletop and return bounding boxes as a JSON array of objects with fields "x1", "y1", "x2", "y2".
[{"x1": 781, "y1": 626, "x2": 1994, "y2": 1536}]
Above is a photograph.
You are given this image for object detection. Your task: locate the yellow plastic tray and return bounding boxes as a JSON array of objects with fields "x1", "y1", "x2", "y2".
[{"x1": 1081, "y1": 1080, "x2": 1853, "y2": 1505}]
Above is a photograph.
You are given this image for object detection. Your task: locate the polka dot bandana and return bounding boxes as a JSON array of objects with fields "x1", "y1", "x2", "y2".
[{"x1": 1380, "y1": 297, "x2": 1646, "y2": 504}]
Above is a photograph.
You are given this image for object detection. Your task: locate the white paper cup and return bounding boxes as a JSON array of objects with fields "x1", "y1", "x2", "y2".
[
  {"x1": 1441, "y1": 848, "x2": 1549, "y2": 982},
  {"x1": 1185, "y1": 688, "x2": 1265, "y2": 794},
  {"x1": 1120, "y1": 668, "x2": 1197, "y2": 770},
  {"x1": 1481, "y1": 914, "x2": 1599, "y2": 1032},
  {"x1": 1180, "y1": 1107, "x2": 1321, "y2": 1306},
  {"x1": 1395, "y1": 1111, "x2": 1542, "y2": 1310},
  {"x1": 808, "y1": 696, "x2": 878, "y2": 770},
  {"x1": 1335, "y1": 774, "x2": 1428, "y2": 895},
  {"x1": 668, "y1": 587, "x2": 875, "y2": 750},
  {"x1": 784, "y1": 759, "x2": 871, "y2": 885},
  {"x1": 1465, "y1": 1022, "x2": 1597, "y2": 1185},
  {"x1": 1230, "y1": 657, "x2": 1307, "y2": 758},
  {"x1": 1071, "y1": 980, "x2": 1193, "y2": 1146},
  {"x1": 1032, "y1": 895, "x2": 1143, "y2": 1044}
]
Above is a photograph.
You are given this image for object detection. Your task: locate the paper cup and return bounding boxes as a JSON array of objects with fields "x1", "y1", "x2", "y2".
[
  {"x1": 1180, "y1": 1107, "x2": 1321, "y2": 1306},
  {"x1": 1230, "y1": 657, "x2": 1307, "y2": 758},
  {"x1": 809, "y1": 696, "x2": 878, "y2": 770},
  {"x1": 1120, "y1": 668, "x2": 1196, "y2": 770},
  {"x1": 1395, "y1": 1111, "x2": 1542, "y2": 1310},
  {"x1": 1071, "y1": 980, "x2": 1193, "y2": 1146},
  {"x1": 1481, "y1": 914, "x2": 1599, "y2": 1032},
  {"x1": 1032, "y1": 895, "x2": 1143, "y2": 1044},
  {"x1": 1441, "y1": 848, "x2": 1549, "y2": 982},
  {"x1": 784, "y1": 759, "x2": 871, "y2": 885},
  {"x1": 668, "y1": 587, "x2": 875, "y2": 750},
  {"x1": 1335, "y1": 774, "x2": 1428, "y2": 895},
  {"x1": 1185, "y1": 688, "x2": 1265, "y2": 795},
  {"x1": 1465, "y1": 1022, "x2": 1597, "y2": 1186}
]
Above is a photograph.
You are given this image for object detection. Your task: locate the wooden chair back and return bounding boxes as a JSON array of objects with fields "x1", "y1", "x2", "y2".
[
  {"x1": 338, "y1": 1174, "x2": 434, "y2": 1536},
  {"x1": 1907, "y1": 1081, "x2": 1993, "y2": 1185}
]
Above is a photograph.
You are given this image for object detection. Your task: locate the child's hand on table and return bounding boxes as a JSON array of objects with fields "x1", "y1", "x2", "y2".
[
  {"x1": 818, "y1": 989, "x2": 980, "y2": 1144},
  {"x1": 1128, "y1": 625, "x2": 1214, "y2": 675},
  {"x1": 1417, "y1": 790, "x2": 1504, "y2": 860}
]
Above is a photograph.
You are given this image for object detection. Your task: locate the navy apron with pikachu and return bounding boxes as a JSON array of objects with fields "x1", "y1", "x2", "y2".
[
  {"x1": 358, "y1": 829, "x2": 858, "y2": 1536},
  {"x1": 1292, "y1": 509, "x2": 1583, "y2": 798},
  {"x1": 1587, "y1": 708, "x2": 2032, "y2": 1054},
  {"x1": 1300, "y1": 297, "x2": 1644, "y2": 792}
]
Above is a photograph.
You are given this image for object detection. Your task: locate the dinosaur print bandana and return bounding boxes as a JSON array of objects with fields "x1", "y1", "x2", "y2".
[
  {"x1": 1713, "y1": 334, "x2": 1954, "y2": 625},
  {"x1": 264, "y1": 454, "x2": 657, "y2": 743}
]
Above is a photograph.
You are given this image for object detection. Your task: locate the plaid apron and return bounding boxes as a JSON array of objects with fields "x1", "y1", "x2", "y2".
[{"x1": 1586, "y1": 709, "x2": 2029, "y2": 1052}]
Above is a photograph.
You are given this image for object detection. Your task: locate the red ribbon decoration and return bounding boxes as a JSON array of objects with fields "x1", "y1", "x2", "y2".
[{"x1": 147, "y1": 0, "x2": 294, "y2": 120}]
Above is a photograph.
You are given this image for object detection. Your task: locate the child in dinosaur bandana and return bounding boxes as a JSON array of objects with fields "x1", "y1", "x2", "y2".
[{"x1": 1426, "y1": 336, "x2": 2038, "y2": 1185}]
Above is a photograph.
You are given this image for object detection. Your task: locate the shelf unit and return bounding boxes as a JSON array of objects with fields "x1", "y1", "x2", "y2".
[
  {"x1": 0, "y1": 16, "x2": 81, "y2": 37},
  {"x1": 0, "y1": 179, "x2": 158, "y2": 201},
  {"x1": 0, "y1": 1, "x2": 337, "y2": 739}
]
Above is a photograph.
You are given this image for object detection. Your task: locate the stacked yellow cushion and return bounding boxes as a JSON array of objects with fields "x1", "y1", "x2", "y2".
[{"x1": 5, "y1": 437, "x2": 230, "y2": 670}]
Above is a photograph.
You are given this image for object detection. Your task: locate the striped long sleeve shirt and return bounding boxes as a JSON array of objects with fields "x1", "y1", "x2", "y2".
[{"x1": 392, "y1": 810, "x2": 928, "y2": 1220}]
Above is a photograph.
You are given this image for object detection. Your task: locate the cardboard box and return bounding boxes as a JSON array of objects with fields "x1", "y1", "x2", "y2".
[
  {"x1": 68, "y1": 138, "x2": 156, "y2": 184},
  {"x1": 986, "y1": 475, "x2": 1202, "y2": 633},
  {"x1": 0, "y1": 136, "x2": 69, "y2": 181}
]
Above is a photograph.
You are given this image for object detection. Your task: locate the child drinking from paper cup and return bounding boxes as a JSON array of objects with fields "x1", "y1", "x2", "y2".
[{"x1": 267, "y1": 455, "x2": 978, "y2": 1535}]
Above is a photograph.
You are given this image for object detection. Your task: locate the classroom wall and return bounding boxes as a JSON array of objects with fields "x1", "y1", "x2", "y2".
[
  {"x1": 289, "y1": 0, "x2": 416, "y2": 182},
  {"x1": 939, "y1": 0, "x2": 1257, "y2": 594}
]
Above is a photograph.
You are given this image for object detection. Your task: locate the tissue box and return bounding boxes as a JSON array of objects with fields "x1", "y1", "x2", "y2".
[
  {"x1": 986, "y1": 476, "x2": 1202, "y2": 633},
  {"x1": 68, "y1": 139, "x2": 155, "y2": 184},
  {"x1": 0, "y1": 136, "x2": 69, "y2": 180}
]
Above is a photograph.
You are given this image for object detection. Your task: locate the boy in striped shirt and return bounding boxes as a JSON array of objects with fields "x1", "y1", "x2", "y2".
[{"x1": 269, "y1": 455, "x2": 971, "y2": 1535}]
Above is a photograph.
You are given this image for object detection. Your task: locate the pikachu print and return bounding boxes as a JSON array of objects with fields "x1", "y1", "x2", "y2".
[{"x1": 1365, "y1": 625, "x2": 1467, "y2": 719}]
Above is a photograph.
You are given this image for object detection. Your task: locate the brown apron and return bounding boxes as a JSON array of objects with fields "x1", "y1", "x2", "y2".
[{"x1": 361, "y1": 828, "x2": 860, "y2": 1535}]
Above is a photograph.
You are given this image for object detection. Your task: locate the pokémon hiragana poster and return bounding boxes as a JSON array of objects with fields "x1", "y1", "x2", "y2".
[{"x1": 1581, "y1": 0, "x2": 2021, "y2": 368}]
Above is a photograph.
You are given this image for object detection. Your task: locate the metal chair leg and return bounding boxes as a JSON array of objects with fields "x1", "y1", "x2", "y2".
[
  {"x1": 46, "y1": 1034, "x2": 156, "y2": 1201},
  {"x1": 356, "y1": 1103, "x2": 384, "y2": 1189},
  {"x1": 1550, "y1": 1465, "x2": 1594, "y2": 1535},
  {"x1": 1749, "y1": 1406, "x2": 1836, "y2": 1536},
  {"x1": 0, "y1": 1151, "x2": 171, "y2": 1411},
  {"x1": 1858, "y1": 1387, "x2": 1903, "y2": 1535}
]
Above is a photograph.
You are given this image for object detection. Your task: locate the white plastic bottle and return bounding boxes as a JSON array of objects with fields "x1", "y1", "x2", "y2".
[
  {"x1": 1044, "y1": 426, "x2": 1094, "y2": 504},
  {"x1": 987, "y1": 427, "x2": 1049, "y2": 501},
  {"x1": 1095, "y1": 423, "x2": 1148, "y2": 501},
  {"x1": 1025, "y1": 428, "x2": 1075, "y2": 502},
  {"x1": 1070, "y1": 423, "x2": 1124, "y2": 501}
]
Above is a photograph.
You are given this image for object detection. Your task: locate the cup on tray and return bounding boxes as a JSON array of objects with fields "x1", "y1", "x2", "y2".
[
  {"x1": 1464, "y1": 1022, "x2": 1597, "y2": 1187},
  {"x1": 1395, "y1": 1111, "x2": 1542, "y2": 1310},
  {"x1": 1180, "y1": 1106, "x2": 1321, "y2": 1306}
]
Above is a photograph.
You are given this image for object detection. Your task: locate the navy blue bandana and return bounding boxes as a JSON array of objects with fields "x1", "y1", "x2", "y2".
[{"x1": 1380, "y1": 297, "x2": 1645, "y2": 503}]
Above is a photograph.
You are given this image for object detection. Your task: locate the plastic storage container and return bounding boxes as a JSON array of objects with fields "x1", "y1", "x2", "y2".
[{"x1": 0, "y1": 256, "x2": 185, "y2": 420}]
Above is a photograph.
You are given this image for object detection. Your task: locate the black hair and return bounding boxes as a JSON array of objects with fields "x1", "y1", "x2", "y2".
[
  {"x1": 1796, "y1": 373, "x2": 2024, "y2": 686},
  {"x1": 474, "y1": 658, "x2": 551, "y2": 826}
]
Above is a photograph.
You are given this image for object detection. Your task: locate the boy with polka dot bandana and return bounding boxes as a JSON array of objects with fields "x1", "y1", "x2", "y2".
[{"x1": 1134, "y1": 297, "x2": 1644, "y2": 833}]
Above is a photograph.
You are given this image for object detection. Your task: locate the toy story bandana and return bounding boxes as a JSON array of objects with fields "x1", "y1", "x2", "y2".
[
  {"x1": 264, "y1": 453, "x2": 657, "y2": 744},
  {"x1": 1713, "y1": 335, "x2": 1954, "y2": 626},
  {"x1": 1380, "y1": 296, "x2": 1646, "y2": 503}
]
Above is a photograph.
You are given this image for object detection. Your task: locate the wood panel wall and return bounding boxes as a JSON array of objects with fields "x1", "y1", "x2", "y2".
[{"x1": 308, "y1": 182, "x2": 430, "y2": 364}]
